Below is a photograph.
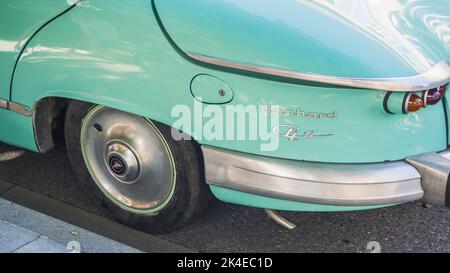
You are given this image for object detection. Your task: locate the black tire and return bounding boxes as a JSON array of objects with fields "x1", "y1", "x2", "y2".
[{"x1": 64, "y1": 101, "x2": 211, "y2": 234}]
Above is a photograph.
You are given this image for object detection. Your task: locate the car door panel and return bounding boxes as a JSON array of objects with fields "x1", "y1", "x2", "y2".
[{"x1": 0, "y1": 0, "x2": 73, "y2": 102}]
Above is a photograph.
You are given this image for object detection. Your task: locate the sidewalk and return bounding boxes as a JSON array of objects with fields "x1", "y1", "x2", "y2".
[
  {"x1": 0, "y1": 197, "x2": 142, "y2": 253},
  {"x1": 0, "y1": 219, "x2": 72, "y2": 253}
]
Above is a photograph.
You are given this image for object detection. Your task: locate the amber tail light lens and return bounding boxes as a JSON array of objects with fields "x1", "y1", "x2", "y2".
[{"x1": 405, "y1": 94, "x2": 424, "y2": 113}]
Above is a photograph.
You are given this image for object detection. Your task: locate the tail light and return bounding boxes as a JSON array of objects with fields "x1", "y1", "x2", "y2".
[
  {"x1": 383, "y1": 84, "x2": 447, "y2": 115},
  {"x1": 405, "y1": 93, "x2": 424, "y2": 113}
]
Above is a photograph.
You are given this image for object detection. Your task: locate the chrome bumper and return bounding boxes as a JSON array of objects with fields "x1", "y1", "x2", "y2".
[{"x1": 202, "y1": 146, "x2": 450, "y2": 207}]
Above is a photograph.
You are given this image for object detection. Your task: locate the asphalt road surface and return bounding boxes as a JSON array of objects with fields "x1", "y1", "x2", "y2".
[{"x1": 1, "y1": 141, "x2": 450, "y2": 253}]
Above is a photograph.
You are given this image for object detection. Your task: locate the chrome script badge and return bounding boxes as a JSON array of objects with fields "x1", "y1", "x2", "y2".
[{"x1": 273, "y1": 125, "x2": 333, "y2": 141}]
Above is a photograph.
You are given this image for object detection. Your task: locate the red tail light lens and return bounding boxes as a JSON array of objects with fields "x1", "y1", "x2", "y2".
[
  {"x1": 406, "y1": 94, "x2": 424, "y2": 113},
  {"x1": 425, "y1": 88, "x2": 442, "y2": 106}
]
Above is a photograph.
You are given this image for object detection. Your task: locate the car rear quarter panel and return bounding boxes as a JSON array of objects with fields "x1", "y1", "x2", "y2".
[{"x1": 10, "y1": 0, "x2": 449, "y2": 163}]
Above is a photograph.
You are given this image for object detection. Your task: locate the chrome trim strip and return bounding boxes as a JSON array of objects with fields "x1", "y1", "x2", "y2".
[
  {"x1": 0, "y1": 99, "x2": 8, "y2": 109},
  {"x1": 0, "y1": 99, "x2": 32, "y2": 116},
  {"x1": 202, "y1": 146, "x2": 424, "y2": 206},
  {"x1": 8, "y1": 102, "x2": 32, "y2": 116},
  {"x1": 188, "y1": 53, "x2": 450, "y2": 92}
]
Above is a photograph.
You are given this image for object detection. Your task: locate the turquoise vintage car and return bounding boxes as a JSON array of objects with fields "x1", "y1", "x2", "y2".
[{"x1": 1, "y1": 0, "x2": 450, "y2": 233}]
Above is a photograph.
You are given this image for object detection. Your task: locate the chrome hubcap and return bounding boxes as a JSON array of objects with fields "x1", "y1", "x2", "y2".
[
  {"x1": 80, "y1": 106, "x2": 176, "y2": 213},
  {"x1": 105, "y1": 141, "x2": 140, "y2": 184}
]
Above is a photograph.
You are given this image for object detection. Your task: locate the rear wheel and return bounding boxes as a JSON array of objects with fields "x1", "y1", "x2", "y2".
[{"x1": 64, "y1": 101, "x2": 211, "y2": 234}]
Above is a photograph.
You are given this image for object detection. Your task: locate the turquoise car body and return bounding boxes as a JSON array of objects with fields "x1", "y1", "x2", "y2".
[{"x1": 1, "y1": 0, "x2": 450, "y2": 211}]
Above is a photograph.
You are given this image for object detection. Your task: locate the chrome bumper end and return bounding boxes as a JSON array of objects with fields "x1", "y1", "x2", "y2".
[{"x1": 202, "y1": 146, "x2": 450, "y2": 207}]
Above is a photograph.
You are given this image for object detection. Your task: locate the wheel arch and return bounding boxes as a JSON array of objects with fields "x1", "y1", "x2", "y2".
[{"x1": 32, "y1": 93, "x2": 195, "y2": 153}]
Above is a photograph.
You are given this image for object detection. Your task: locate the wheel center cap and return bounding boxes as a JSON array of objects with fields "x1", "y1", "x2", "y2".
[
  {"x1": 105, "y1": 142, "x2": 140, "y2": 184},
  {"x1": 109, "y1": 156, "x2": 126, "y2": 175}
]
